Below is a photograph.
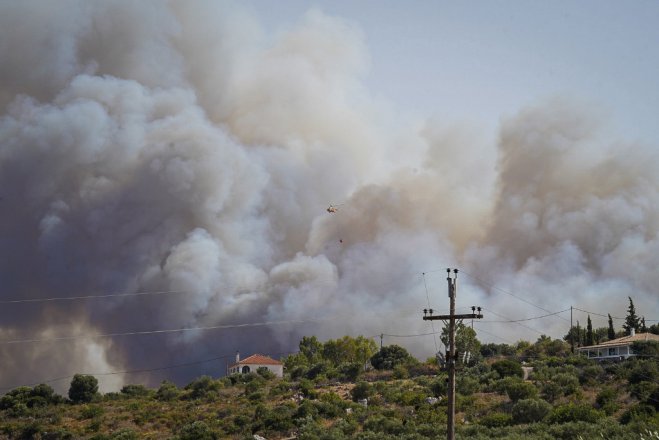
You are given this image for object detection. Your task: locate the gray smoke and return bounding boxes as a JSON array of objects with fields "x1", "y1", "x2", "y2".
[{"x1": 0, "y1": 1, "x2": 657, "y2": 392}]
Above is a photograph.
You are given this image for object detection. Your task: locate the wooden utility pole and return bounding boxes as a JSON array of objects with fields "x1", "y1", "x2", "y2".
[
  {"x1": 570, "y1": 306, "x2": 574, "y2": 353},
  {"x1": 422, "y1": 268, "x2": 483, "y2": 440}
]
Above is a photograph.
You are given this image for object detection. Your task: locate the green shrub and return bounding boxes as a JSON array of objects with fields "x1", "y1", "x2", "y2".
[
  {"x1": 392, "y1": 364, "x2": 409, "y2": 379},
  {"x1": 456, "y1": 376, "x2": 480, "y2": 396},
  {"x1": 80, "y1": 405, "x2": 105, "y2": 420},
  {"x1": 549, "y1": 403, "x2": 603, "y2": 424},
  {"x1": 579, "y1": 364, "x2": 604, "y2": 385},
  {"x1": 497, "y1": 378, "x2": 538, "y2": 402},
  {"x1": 338, "y1": 362, "x2": 362, "y2": 382},
  {"x1": 156, "y1": 380, "x2": 180, "y2": 401},
  {"x1": 111, "y1": 429, "x2": 139, "y2": 440},
  {"x1": 288, "y1": 365, "x2": 308, "y2": 380},
  {"x1": 295, "y1": 400, "x2": 319, "y2": 421},
  {"x1": 552, "y1": 372, "x2": 579, "y2": 396},
  {"x1": 351, "y1": 381, "x2": 372, "y2": 402},
  {"x1": 540, "y1": 381, "x2": 561, "y2": 403},
  {"x1": 370, "y1": 345, "x2": 413, "y2": 370},
  {"x1": 299, "y1": 379, "x2": 318, "y2": 399},
  {"x1": 244, "y1": 378, "x2": 266, "y2": 395},
  {"x1": 248, "y1": 391, "x2": 265, "y2": 402},
  {"x1": 314, "y1": 399, "x2": 344, "y2": 419},
  {"x1": 120, "y1": 384, "x2": 152, "y2": 398},
  {"x1": 185, "y1": 375, "x2": 221, "y2": 399},
  {"x1": 430, "y1": 376, "x2": 447, "y2": 397},
  {"x1": 491, "y1": 359, "x2": 523, "y2": 378},
  {"x1": 68, "y1": 374, "x2": 99, "y2": 403},
  {"x1": 628, "y1": 359, "x2": 658, "y2": 384},
  {"x1": 334, "y1": 417, "x2": 358, "y2": 436},
  {"x1": 512, "y1": 398, "x2": 551, "y2": 424},
  {"x1": 629, "y1": 381, "x2": 657, "y2": 402},
  {"x1": 620, "y1": 403, "x2": 656, "y2": 425},
  {"x1": 262, "y1": 405, "x2": 295, "y2": 432},
  {"x1": 595, "y1": 386, "x2": 619, "y2": 415},
  {"x1": 177, "y1": 421, "x2": 217, "y2": 440},
  {"x1": 305, "y1": 362, "x2": 331, "y2": 380},
  {"x1": 479, "y1": 412, "x2": 512, "y2": 427},
  {"x1": 257, "y1": 367, "x2": 276, "y2": 380},
  {"x1": 269, "y1": 381, "x2": 292, "y2": 398},
  {"x1": 363, "y1": 415, "x2": 405, "y2": 435}
]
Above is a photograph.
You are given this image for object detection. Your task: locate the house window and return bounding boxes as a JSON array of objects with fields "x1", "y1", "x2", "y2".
[
  {"x1": 608, "y1": 347, "x2": 616, "y2": 356},
  {"x1": 242, "y1": 366, "x2": 250, "y2": 374}
]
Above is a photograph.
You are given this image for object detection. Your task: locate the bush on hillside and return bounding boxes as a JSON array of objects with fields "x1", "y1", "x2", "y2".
[
  {"x1": 69, "y1": 375, "x2": 98, "y2": 404},
  {"x1": 491, "y1": 359, "x2": 523, "y2": 379},
  {"x1": 370, "y1": 345, "x2": 413, "y2": 370},
  {"x1": 512, "y1": 398, "x2": 551, "y2": 424},
  {"x1": 185, "y1": 376, "x2": 222, "y2": 400},
  {"x1": 549, "y1": 403, "x2": 603, "y2": 424},
  {"x1": 156, "y1": 380, "x2": 180, "y2": 401},
  {"x1": 120, "y1": 384, "x2": 152, "y2": 398}
]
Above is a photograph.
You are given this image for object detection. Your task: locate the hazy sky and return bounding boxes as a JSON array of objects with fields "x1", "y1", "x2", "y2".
[{"x1": 246, "y1": 0, "x2": 659, "y2": 144}]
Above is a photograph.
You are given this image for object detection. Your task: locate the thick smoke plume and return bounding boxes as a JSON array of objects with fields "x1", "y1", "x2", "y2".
[{"x1": 1, "y1": 1, "x2": 657, "y2": 392}]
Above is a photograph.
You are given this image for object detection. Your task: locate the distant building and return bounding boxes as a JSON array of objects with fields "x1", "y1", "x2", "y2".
[
  {"x1": 577, "y1": 329, "x2": 659, "y2": 361},
  {"x1": 227, "y1": 352, "x2": 284, "y2": 377}
]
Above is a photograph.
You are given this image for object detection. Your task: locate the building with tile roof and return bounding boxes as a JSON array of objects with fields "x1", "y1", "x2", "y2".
[
  {"x1": 227, "y1": 352, "x2": 284, "y2": 377},
  {"x1": 577, "y1": 330, "x2": 659, "y2": 361}
]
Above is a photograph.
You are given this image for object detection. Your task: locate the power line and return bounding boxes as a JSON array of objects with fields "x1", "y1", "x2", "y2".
[
  {"x1": 459, "y1": 271, "x2": 571, "y2": 323},
  {"x1": 422, "y1": 272, "x2": 439, "y2": 351},
  {"x1": 481, "y1": 308, "x2": 570, "y2": 323},
  {"x1": 479, "y1": 308, "x2": 546, "y2": 336},
  {"x1": 0, "y1": 318, "x2": 329, "y2": 345},
  {"x1": 0, "y1": 290, "x2": 189, "y2": 304},
  {"x1": 377, "y1": 310, "x2": 568, "y2": 340},
  {"x1": 471, "y1": 324, "x2": 516, "y2": 344},
  {"x1": 380, "y1": 331, "x2": 440, "y2": 338},
  {"x1": 573, "y1": 306, "x2": 658, "y2": 323},
  {"x1": 0, "y1": 350, "x2": 299, "y2": 392}
]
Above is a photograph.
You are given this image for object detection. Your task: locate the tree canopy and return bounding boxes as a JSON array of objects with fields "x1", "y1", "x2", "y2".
[
  {"x1": 68, "y1": 374, "x2": 98, "y2": 403},
  {"x1": 623, "y1": 297, "x2": 641, "y2": 335}
]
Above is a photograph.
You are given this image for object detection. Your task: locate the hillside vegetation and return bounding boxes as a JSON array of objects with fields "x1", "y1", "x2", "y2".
[{"x1": 1, "y1": 335, "x2": 658, "y2": 439}]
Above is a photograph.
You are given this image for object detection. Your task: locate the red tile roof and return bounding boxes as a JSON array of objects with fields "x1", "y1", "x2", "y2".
[{"x1": 231, "y1": 354, "x2": 282, "y2": 367}]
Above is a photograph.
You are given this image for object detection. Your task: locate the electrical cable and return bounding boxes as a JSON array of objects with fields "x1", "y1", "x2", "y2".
[
  {"x1": 0, "y1": 350, "x2": 299, "y2": 392},
  {"x1": 481, "y1": 308, "x2": 570, "y2": 323},
  {"x1": 460, "y1": 270, "x2": 571, "y2": 323},
  {"x1": 573, "y1": 306, "x2": 658, "y2": 323},
  {"x1": 479, "y1": 307, "x2": 546, "y2": 336},
  {"x1": 0, "y1": 318, "x2": 329, "y2": 345},
  {"x1": 0, "y1": 290, "x2": 188, "y2": 304},
  {"x1": 422, "y1": 272, "x2": 439, "y2": 352}
]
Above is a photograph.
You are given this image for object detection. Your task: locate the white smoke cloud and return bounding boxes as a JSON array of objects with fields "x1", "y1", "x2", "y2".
[{"x1": 0, "y1": 1, "x2": 657, "y2": 392}]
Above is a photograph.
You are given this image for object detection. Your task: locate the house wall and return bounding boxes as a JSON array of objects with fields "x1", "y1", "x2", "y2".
[
  {"x1": 228, "y1": 363, "x2": 283, "y2": 377},
  {"x1": 579, "y1": 344, "x2": 633, "y2": 360}
]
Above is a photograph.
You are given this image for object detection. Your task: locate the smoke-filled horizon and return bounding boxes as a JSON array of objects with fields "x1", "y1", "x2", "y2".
[{"x1": 1, "y1": 1, "x2": 657, "y2": 392}]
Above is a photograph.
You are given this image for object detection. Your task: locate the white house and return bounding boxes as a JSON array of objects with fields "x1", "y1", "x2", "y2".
[
  {"x1": 227, "y1": 353, "x2": 284, "y2": 378},
  {"x1": 577, "y1": 330, "x2": 659, "y2": 361}
]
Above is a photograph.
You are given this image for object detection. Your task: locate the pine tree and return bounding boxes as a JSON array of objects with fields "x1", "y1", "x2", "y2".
[
  {"x1": 623, "y1": 297, "x2": 640, "y2": 335},
  {"x1": 608, "y1": 314, "x2": 615, "y2": 340},
  {"x1": 586, "y1": 315, "x2": 594, "y2": 346}
]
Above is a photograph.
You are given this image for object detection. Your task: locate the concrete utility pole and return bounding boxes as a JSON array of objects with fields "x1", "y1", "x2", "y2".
[{"x1": 422, "y1": 268, "x2": 483, "y2": 440}]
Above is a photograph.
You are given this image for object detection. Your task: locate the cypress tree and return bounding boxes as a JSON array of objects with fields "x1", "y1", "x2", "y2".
[
  {"x1": 607, "y1": 314, "x2": 615, "y2": 340},
  {"x1": 575, "y1": 321, "x2": 582, "y2": 347},
  {"x1": 586, "y1": 315, "x2": 594, "y2": 346},
  {"x1": 623, "y1": 297, "x2": 640, "y2": 335}
]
